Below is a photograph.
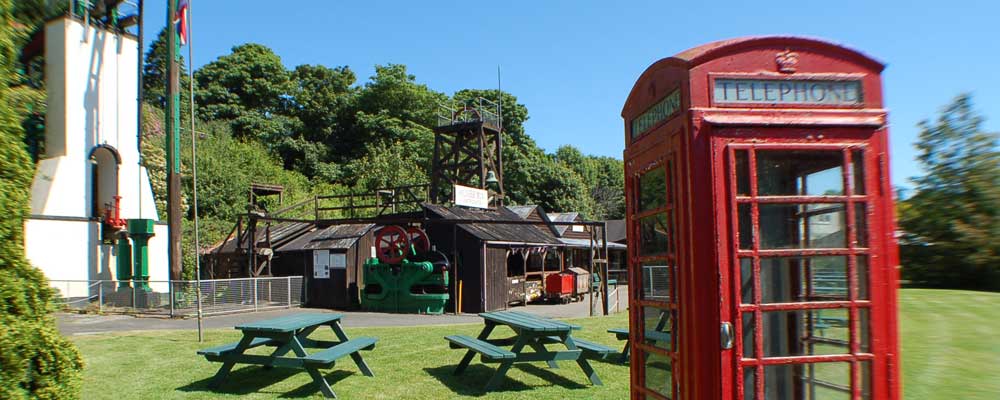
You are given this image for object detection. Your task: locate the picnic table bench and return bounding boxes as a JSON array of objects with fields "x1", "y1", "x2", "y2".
[
  {"x1": 609, "y1": 309, "x2": 672, "y2": 363},
  {"x1": 607, "y1": 327, "x2": 672, "y2": 363},
  {"x1": 197, "y1": 313, "x2": 376, "y2": 398},
  {"x1": 445, "y1": 310, "x2": 614, "y2": 390}
]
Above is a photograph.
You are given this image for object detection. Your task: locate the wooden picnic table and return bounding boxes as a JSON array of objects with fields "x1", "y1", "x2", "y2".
[
  {"x1": 197, "y1": 313, "x2": 376, "y2": 398},
  {"x1": 445, "y1": 310, "x2": 614, "y2": 391}
]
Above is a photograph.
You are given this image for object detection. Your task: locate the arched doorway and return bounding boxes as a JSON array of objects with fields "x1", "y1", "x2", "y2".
[{"x1": 89, "y1": 144, "x2": 121, "y2": 223}]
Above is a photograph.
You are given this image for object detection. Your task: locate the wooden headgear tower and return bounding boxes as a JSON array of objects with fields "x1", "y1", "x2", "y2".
[{"x1": 429, "y1": 98, "x2": 505, "y2": 207}]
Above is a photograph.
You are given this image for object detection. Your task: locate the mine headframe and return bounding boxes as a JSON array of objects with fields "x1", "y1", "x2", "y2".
[{"x1": 429, "y1": 97, "x2": 504, "y2": 208}]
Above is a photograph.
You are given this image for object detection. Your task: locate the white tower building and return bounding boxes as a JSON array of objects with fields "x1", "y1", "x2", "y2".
[{"x1": 24, "y1": 17, "x2": 169, "y2": 296}]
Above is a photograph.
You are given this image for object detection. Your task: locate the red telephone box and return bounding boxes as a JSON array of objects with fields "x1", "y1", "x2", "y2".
[{"x1": 622, "y1": 37, "x2": 900, "y2": 400}]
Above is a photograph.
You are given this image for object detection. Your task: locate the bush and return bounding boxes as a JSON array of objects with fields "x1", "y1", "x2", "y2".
[{"x1": 1, "y1": 3, "x2": 84, "y2": 397}]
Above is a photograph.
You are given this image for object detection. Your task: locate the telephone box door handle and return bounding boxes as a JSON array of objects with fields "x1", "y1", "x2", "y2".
[{"x1": 721, "y1": 322, "x2": 734, "y2": 349}]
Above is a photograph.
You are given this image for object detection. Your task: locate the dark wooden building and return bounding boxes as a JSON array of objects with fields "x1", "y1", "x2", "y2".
[
  {"x1": 422, "y1": 204, "x2": 562, "y2": 313},
  {"x1": 271, "y1": 223, "x2": 375, "y2": 309}
]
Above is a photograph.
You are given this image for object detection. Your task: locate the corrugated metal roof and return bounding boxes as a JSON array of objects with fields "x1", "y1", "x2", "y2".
[
  {"x1": 505, "y1": 205, "x2": 562, "y2": 237},
  {"x1": 605, "y1": 219, "x2": 626, "y2": 243},
  {"x1": 548, "y1": 212, "x2": 580, "y2": 236},
  {"x1": 208, "y1": 221, "x2": 314, "y2": 254},
  {"x1": 423, "y1": 204, "x2": 561, "y2": 246},
  {"x1": 506, "y1": 205, "x2": 537, "y2": 219},
  {"x1": 276, "y1": 223, "x2": 374, "y2": 252},
  {"x1": 559, "y1": 238, "x2": 627, "y2": 250}
]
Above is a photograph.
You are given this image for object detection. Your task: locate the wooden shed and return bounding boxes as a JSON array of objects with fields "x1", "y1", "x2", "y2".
[
  {"x1": 271, "y1": 223, "x2": 375, "y2": 309},
  {"x1": 421, "y1": 204, "x2": 562, "y2": 314}
]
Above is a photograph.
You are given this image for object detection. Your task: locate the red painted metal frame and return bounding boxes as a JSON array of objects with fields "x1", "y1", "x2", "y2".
[
  {"x1": 630, "y1": 144, "x2": 681, "y2": 400},
  {"x1": 722, "y1": 139, "x2": 875, "y2": 400},
  {"x1": 622, "y1": 36, "x2": 900, "y2": 400}
]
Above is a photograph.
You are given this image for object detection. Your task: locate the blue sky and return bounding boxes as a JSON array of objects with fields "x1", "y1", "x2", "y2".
[{"x1": 143, "y1": 0, "x2": 998, "y2": 189}]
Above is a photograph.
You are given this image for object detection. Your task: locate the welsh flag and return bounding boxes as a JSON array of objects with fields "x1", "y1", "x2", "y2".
[{"x1": 174, "y1": 0, "x2": 189, "y2": 46}]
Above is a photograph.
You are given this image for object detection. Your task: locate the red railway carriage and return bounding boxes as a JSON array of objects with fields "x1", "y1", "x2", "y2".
[{"x1": 621, "y1": 36, "x2": 901, "y2": 400}]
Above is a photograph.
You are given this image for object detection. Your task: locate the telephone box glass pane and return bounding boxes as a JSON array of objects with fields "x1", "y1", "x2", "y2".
[
  {"x1": 743, "y1": 366, "x2": 756, "y2": 400},
  {"x1": 759, "y1": 256, "x2": 849, "y2": 303},
  {"x1": 641, "y1": 261, "x2": 671, "y2": 301},
  {"x1": 740, "y1": 258, "x2": 754, "y2": 304},
  {"x1": 639, "y1": 167, "x2": 667, "y2": 212},
  {"x1": 735, "y1": 150, "x2": 751, "y2": 195},
  {"x1": 642, "y1": 306, "x2": 673, "y2": 351},
  {"x1": 851, "y1": 149, "x2": 866, "y2": 195},
  {"x1": 742, "y1": 312, "x2": 755, "y2": 359},
  {"x1": 756, "y1": 150, "x2": 844, "y2": 196},
  {"x1": 762, "y1": 309, "x2": 849, "y2": 357},
  {"x1": 855, "y1": 203, "x2": 868, "y2": 247},
  {"x1": 759, "y1": 203, "x2": 847, "y2": 249},
  {"x1": 738, "y1": 203, "x2": 754, "y2": 249},
  {"x1": 859, "y1": 308, "x2": 871, "y2": 352},
  {"x1": 642, "y1": 351, "x2": 672, "y2": 399},
  {"x1": 764, "y1": 362, "x2": 851, "y2": 400},
  {"x1": 857, "y1": 255, "x2": 869, "y2": 300},
  {"x1": 861, "y1": 360, "x2": 872, "y2": 399},
  {"x1": 639, "y1": 213, "x2": 671, "y2": 255}
]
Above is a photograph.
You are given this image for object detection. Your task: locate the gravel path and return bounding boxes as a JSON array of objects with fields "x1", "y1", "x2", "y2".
[{"x1": 57, "y1": 287, "x2": 627, "y2": 335}]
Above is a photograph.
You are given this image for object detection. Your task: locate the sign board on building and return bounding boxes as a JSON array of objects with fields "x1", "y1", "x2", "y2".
[
  {"x1": 454, "y1": 184, "x2": 489, "y2": 209},
  {"x1": 331, "y1": 253, "x2": 347, "y2": 269},
  {"x1": 313, "y1": 249, "x2": 330, "y2": 279},
  {"x1": 713, "y1": 79, "x2": 862, "y2": 106}
]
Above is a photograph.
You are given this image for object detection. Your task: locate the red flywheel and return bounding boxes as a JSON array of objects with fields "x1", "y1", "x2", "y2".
[
  {"x1": 406, "y1": 227, "x2": 431, "y2": 254},
  {"x1": 375, "y1": 225, "x2": 410, "y2": 264}
]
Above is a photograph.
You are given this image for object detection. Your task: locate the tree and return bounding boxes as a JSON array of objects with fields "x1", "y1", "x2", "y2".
[
  {"x1": 588, "y1": 155, "x2": 625, "y2": 219},
  {"x1": 356, "y1": 64, "x2": 446, "y2": 128},
  {"x1": 275, "y1": 64, "x2": 357, "y2": 178},
  {"x1": 289, "y1": 64, "x2": 356, "y2": 143},
  {"x1": 529, "y1": 153, "x2": 593, "y2": 215},
  {"x1": 142, "y1": 27, "x2": 190, "y2": 114},
  {"x1": 1, "y1": 2, "x2": 84, "y2": 396},
  {"x1": 900, "y1": 94, "x2": 1000, "y2": 290},
  {"x1": 194, "y1": 43, "x2": 294, "y2": 140}
]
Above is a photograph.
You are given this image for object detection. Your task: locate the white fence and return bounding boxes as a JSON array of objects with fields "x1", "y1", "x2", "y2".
[{"x1": 49, "y1": 276, "x2": 304, "y2": 317}]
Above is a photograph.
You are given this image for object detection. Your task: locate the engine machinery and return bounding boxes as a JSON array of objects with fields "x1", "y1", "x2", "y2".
[{"x1": 362, "y1": 226, "x2": 450, "y2": 314}]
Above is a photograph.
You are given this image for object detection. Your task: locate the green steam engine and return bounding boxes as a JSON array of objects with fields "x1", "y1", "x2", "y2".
[{"x1": 362, "y1": 226, "x2": 450, "y2": 314}]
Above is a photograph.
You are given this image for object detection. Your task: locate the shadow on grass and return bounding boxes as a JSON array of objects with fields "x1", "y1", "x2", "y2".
[
  {"x1": 424, "y1": 362, "x2": 591, "y2": 396},
  {"x1": 587, "y1": 354, "x2": 630, "y2": 366},
  {"x1": 177, "y1": 365, "x2": 356, "y2": 398}
]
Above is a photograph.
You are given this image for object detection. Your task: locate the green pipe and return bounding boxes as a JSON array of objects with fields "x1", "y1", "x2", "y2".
[
  {"x1": 116, "y1": 233, "x2": 132, "y2": 289},
  {"x1": 128, "y1": 219, "x2": 155, "y2": 292}
]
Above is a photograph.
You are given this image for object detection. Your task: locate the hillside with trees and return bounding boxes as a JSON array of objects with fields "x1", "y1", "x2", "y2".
[
  {"x1": 10, "y1": 7, "x2": 995, "y2": 290},
  {"x1": 132, "y1": 29, "x2": 626, "y2": 277}
]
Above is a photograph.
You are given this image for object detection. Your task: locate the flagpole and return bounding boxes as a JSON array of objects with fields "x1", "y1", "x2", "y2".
[{"x1": 184, "y1": 0, "x2": 204, "y2": 343}]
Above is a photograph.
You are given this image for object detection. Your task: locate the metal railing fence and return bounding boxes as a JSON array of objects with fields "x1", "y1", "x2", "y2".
[{"x1": 49, "y1": 276, "x2": 304, "y2": 317}]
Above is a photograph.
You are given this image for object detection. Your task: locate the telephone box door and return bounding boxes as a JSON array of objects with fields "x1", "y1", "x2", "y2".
[
  {"x1": 628, "y1": 134, "x2": 683, "y2": 400},
  {"x1": 720, "y1": 132, "x2": 891, "y2": 400}
]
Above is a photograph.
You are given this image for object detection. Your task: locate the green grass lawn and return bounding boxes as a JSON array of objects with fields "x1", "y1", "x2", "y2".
[
  {"x1": 71, "y1": 289, "x2": 1000, "y2": 399},
  {"x1": 73, "y1": 313, "x2": 631, "y2": 399},
  {"x1": 898, "y1": 289, "x2": 1000, "y2": 400}
]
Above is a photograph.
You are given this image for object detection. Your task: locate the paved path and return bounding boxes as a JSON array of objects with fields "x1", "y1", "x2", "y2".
[{"x1": 57, "y1": 286, "x2": 627, "y2": 336}]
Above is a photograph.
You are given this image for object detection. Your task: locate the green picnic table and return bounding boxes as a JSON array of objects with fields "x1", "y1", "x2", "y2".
[
  {"x1": 445, "y1": 310, "x2": 615, "y2": 391},
  {"x1": 196, "y1": 313, "x2": 376, "y2": 398},
  {"x1": 609, "y1": 309, "x2": 672, "y2": 363}
]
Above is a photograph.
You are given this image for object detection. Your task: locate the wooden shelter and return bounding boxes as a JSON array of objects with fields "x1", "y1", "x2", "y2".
[
  {"x1": 422, "y1": 204, "x2": 562, "y2": 313},
  {"x1": 270, "y1": 224, "x2": 375, "y2": 309}
]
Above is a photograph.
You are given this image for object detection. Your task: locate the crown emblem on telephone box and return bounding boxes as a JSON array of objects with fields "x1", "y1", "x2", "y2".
[{"x1": 775, "y1": 49, "x2": 799, "y2": 73}]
